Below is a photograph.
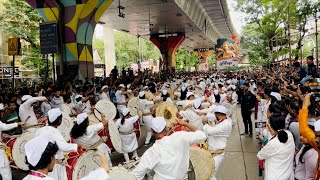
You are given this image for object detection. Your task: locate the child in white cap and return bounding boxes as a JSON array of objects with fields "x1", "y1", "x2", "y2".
[
  {"x1": 116, "y1": 107, "x2": 142, "y2": 163},
  {"x1": 23, "y1": 136, "x2": 110, "y2": 180}
]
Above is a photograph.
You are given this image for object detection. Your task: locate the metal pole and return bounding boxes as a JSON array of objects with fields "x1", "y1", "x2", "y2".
[
  {"x1": 12, "y1": 55, "x2": 14, "y2": 90},
  {"x1": 315, "y1": 12, "x2": 319, "y2": 71},
  {"x1": 46, "y1": 54, "x2": 49, "y2": 85},
  {"x1": 52, "y1": 54, "x2": 55, "y2": 84},
  {"x1": 287, "y1": 0, "x2": 292, "y2": 65}
]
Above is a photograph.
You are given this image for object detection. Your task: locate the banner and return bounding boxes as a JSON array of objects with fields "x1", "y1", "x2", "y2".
[{"x1": 216, "y1": 57, "x2": 238, "y2": 70}]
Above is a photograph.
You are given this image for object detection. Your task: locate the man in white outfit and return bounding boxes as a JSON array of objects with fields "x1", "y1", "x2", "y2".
[
  {"x1": 99, "y1": 85, "x2": 110, "y2": 101},
  {"x1": 115, "y1": 84, "x2": 128, "y2": 115},
  {"x1": 138, "y1": 91, "x2": 155, "y2": 145},
  {"x1": 35, "y1": 108, "x2": 84, "y2": 180},
  {"x1": 19, "y1": 95, "x2": 47, "y2": 131},
  {"x1": 202, "y1": 105, "x2": 233, "y2": 180},
  {"x1": 0, "y1": 121, "x2": 24, "y2": 180},
  {"x1": 132, "y1": 117, "x2": 207, "y2": 180}
]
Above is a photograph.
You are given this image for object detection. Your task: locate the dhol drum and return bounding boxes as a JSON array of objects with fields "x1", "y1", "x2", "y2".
[
  {"x1": 167, "y1": 124, "x2": 190, "y2": 136},
  {"x1": 128, "y1": 97, "x2": 139, "y2": 116},
  {"x1": 98, "y1": 121, "x2": 141, "y2": 152},
  {"x1": 156, "y1": 102, "x2": 178, "y2": 128},
  {"x1": 109, "y1": 166, "x2": 136, "y2": 180},
  {"x1": 66, "y1": 150, "x2": 102, "y2": 180},
  {"x1": 93, "y1": 100, "x2": 117, "y2": 121},
  {"x1": 189, "y1": 146, "x2": 214, "y2": 180},
  {"x1": 58, "y1": 114, "x2": 74, "y2": 142},
  {"x1": 5, "y1": 132, "x2": 34, "y2": 170}
]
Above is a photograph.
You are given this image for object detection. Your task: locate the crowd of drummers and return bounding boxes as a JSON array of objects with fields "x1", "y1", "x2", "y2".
[{"x1": 1, "y1": 58, "x2": 320, "y2": 180}]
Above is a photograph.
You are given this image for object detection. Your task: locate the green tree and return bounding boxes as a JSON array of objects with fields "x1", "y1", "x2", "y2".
[
  {"x1": 0, "y1": 0, "x2": 42, "y2": 48},
  {"x1": 176, "y1": 49, "x2": 200, "y2": 70}
]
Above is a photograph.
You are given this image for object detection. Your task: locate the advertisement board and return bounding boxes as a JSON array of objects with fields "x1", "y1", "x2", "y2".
[{"x1": 216, "y1": 57, "x2": 238, "y2": 70}]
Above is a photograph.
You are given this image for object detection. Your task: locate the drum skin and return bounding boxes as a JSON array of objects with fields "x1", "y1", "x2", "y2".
[{"x1": 66, "y1": 150, "x2": 102, "y2": 180}]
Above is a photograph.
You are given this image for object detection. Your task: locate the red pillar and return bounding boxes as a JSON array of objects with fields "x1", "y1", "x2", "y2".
[{"x1": 150, "y1": 34, "x2": 185, "y2": 70}]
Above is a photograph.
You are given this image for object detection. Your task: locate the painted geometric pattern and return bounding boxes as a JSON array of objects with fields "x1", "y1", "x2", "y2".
[{"x1": 26, "y1": 0, "x2": 113, "y2": 63}]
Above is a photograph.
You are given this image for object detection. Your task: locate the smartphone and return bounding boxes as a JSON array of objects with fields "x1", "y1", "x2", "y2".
[{"x1": 255, "y1": 122, "x2": 267, "y2": 128}]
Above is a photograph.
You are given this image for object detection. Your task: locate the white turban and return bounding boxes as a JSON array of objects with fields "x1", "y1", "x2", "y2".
[
  {"x1": 151, "y1": 117, "x2": 166, "y2": 133},
  {"x1": 48, "y1": 108, "x2": 62, "y2": 123},
  {"x1": 76, "y1": 113, "x2": 88, "y2": 125},
  {"x1": 25, "y1": 136, "x2": 49, "y2": 167}
]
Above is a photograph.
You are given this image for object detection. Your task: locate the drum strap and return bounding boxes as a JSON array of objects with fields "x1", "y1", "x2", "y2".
[
  {"x1": 209, "y1": 149, "x2": 225, "y2": 157},
  {"x1": 91, "y1": 138, "x2": 105, "y2": 149},
  {"x1": 119, "y1": 131, "x2": 134, "y2": 135}
]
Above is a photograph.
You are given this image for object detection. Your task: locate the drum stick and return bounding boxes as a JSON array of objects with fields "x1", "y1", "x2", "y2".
[{"x1": 94, "y1": 108, "x2": 102, "y2": 114}]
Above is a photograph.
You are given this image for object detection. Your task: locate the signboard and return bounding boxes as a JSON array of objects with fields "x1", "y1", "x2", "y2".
[
  {"x1": 0, "y1": 67, "x2": 20, "y2": 78},
  {"x1": 40, "y1": 23, "x2": 58, "y2": 54},
  {"x1": 8, "y1": 38, "x2": 20, "y2": 55},
  {"x1": 216, "y1": 57, "x2": 238, "y2": 70}
]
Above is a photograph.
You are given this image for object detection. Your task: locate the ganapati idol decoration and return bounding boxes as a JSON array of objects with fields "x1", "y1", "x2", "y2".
[{"x1": 215, "y1": 35, "x2": 240, "y2": 70}]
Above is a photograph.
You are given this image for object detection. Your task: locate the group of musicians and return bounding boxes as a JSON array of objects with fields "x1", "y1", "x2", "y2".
[{"x1": 0, "y1": 74, "x2": 238, "y2": 180}]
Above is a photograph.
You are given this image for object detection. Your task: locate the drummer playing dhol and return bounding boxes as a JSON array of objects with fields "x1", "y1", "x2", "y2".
[
  {"x1": 0, "y1": 120, "x2": 24, "y2": 180},
  {"x1": 132, "y1": 117, "x2": 207, "y2": 180},
  {"x1": 202, "y1": 105, "x2": 233, "y2": 180},
  {"x1": 34, "y1": 108, "x2": 89, "y2": 180},
  {"x1": 70, "y1": 112, "x2": 113, "y2": 168},
  {"x1": 23, "y1": 136, "x2": 111, "y2": 180},
  {"x1": 116, "y1": 107, "x2": 142, "y2": 163}
]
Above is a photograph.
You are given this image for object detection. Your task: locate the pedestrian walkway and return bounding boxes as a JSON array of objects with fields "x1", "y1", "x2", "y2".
[{"x1": 216, "y1": 107, "x2": 263, "y2": 180}]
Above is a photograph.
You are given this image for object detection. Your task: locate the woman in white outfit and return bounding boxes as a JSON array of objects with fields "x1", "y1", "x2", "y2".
[
  {"x1": 116, "y1": 108, "x2": 141, "y2": 163},
  {"x1": 0, "y1": 121, "x2": 24, "y2": 180},
  {"x1": 257, "y1": 115, "x2": 295, "y2": 180},
  {"x1": 138, "y1": 91, "x2": 155, "y2": 145},
  {"x1": 70, "y1": 112, "x2": 112, "y2": 168}
]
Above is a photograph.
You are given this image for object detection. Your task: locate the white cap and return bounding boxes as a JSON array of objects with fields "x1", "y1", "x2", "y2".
[
  {"x1": 186, "y1": 92, "x2": 194, "y2": 99},
  {"x1": 139, "y1": 91, "x2": 145, "y2": 98},
  {"x1": 206, "y1": 113, "x2": 216, "y2": 121},
  {"x1": 270, "y1": 92, "x2": 282, "y2": 101},
  {"x1": 75, "y1": 94, "x2": 83, "y2": 100},
  {"x1": 193, "y1": 99, "x2": 202, "y2": 109},
  {"x1": 221, "y1": 87, "x2": 227, "y2": 92},
  {"x1": 127, "y1": 84, "x2": 131, "y2": 89},
  {"x1": 119, "y1": 84, "x2": 125, "y2": 88},
  {"x1": 214, "y1": 105, "x2": 228, "y2": 114},
  {"x1": 162, "y1": 90, "x2": 168, "y2": 95},
  {"x1": 48, "y1": 108, "x2": 62, "y2": 123},
  {"x1": 22, "y1": 95, "x2": 32, "y2": 101},
  {"x1": 151, "y1": 117, "x2": 166, "y2": 133},
  {"x1": 25, "y1": 136, "x2": 49, "y2": 167},
  {"x1": 214, "y1": 89, "x2": 219, "y2": 95},
  {"x1": 314, "y1": 120, "x2": 320, "y2": 131},
  {"x1": 101, "y1": 85, "x2": 109, "y2": 91},
  {"x1": 250, "y1": 79, "x2": 255, "y2": 82},
  {"x1": 76, "y1": 113, "x2": 88, "y2": 125},
  {"x1": 121, "y1": 108, "x2": 130, "y2": 116},
  {"x1": 181, "y1": 87, "x2": 186, "y2": 91},
  {"x1": 0, "y1": 103, "x2": 4, "y2": 111}
]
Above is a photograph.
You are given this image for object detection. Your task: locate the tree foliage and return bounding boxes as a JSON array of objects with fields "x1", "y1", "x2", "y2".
[
  {"x1": 175, "y1": 49, "x2": 200, "y2": 70},
  {"x1": 237, "y1": 0, "x2": 318, "y2": 65},
  {"x1": 0, "y1": 0, "x2": 42, "y2": 48}
]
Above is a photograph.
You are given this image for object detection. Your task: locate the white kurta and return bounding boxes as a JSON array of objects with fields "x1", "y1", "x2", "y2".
[
  {"x1": 116, "y1": 90, "x2": 126, "y2": 114},
  {"x1": 257, "y1": 130, "x2": 295, "y2": 180},
  {"x1": 35, "y1": 126, "x2": 78, "y2": 180},
  {"x1": 19, "y1": 97, "x2": 47, "y2": 128},
  {"x1": 179, "y1": 109, "x2": 203, "y2": 130},
  {"x1": 116, "y1": 115, "x2": 139, "y2": 153},
  {"x1": 74, "y1": 123, "x2": 112, "y2": 167},
  {"x1": 23, "y1": 172, "x2": 54, "y2": 180},
  {"x1": 0, "y1": 122, "x2": 18, "y2": 180},
  {"x1": 51, "y1": 96, "x2": 64, "y2": 109},
  {"x1": 203, "y1": 118, "x2": 233, "y2": 180},
  {"x1": 132, "y1": 130, "x2": 207, "y2": 180},
  {"x1": 139, "y1": 99, "x2": 154, "y2": 129},
  {"x1": 99, "y1": 92, "x2": 110, "y2": 101}
]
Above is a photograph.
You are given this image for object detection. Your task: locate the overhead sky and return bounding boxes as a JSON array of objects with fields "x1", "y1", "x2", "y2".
[{"x1": 228, "y1": 0, "x2": 246, "y2": 35}]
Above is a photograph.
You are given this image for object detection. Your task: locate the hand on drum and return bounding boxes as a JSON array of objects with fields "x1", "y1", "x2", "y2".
[
  {"x1": 18, "y1": 122, "x2": 25, "y2": 126},
  {"x1": 99, "y1": 153, "x2": 110, "y2": 173},
  {"x1": 176, "y1": 118, "x2": 187, "y2": 126}
]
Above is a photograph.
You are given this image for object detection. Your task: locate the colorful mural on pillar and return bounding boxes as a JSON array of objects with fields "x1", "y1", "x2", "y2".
[
  {"x1": 195, "y1": 49, "x2": 213, "y2": 72},
  {"x1": 150, "y1": 34, "x2": 185, "y2": 70},
  {"x1": 26, "y1": 0, "x2": 113, "y2": 80}
]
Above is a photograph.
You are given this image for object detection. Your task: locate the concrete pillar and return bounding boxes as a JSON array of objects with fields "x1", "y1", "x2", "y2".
[
  {"x1": 103, "y1": 26, "x2": 116, "y2": 77},
  {"x1": 150, "y1": 34, "x2": 185, "y2": 70},
  {"x1": 26, "y1": 0, "x2": 113, "y2": 81}
]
